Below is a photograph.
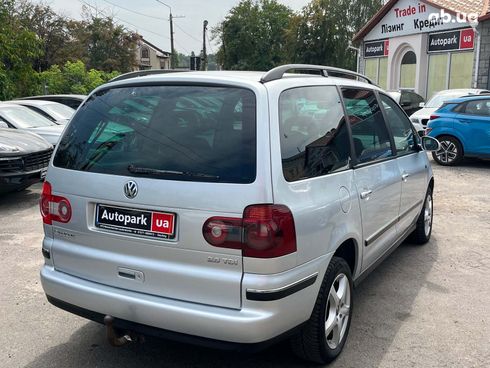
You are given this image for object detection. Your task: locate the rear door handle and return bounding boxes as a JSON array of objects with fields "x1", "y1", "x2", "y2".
[
  {"x1": 360, "y1": 190, "x2": 372, "y2": 199},
  {"x1": 402, "y1": 173, "x2": 410, "y2": 182}
]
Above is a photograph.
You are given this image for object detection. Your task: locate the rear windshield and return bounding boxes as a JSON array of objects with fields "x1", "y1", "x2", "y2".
[
  {"x1": 53, "y1": 85, "x2": 257, "y2": 183},
  {"x1": 44, "y1": 103, "x2": 75, "y2": 119}
]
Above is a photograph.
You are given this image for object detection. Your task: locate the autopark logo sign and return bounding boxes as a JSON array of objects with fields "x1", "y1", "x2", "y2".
[
  {"x1": 364, "y1": 40, "x2": 389, "y2": 58},
  {"x1": 428, "y1": 29, "x2": 475, "y2": 52}
]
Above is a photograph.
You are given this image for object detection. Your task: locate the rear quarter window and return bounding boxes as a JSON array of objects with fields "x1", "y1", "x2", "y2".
[
  {"x1": 279, "y1": 86, "x2": 351, "y2": 182},
  {"x1": 54, "y1": 85, "x2": 257, "y2": 183}
]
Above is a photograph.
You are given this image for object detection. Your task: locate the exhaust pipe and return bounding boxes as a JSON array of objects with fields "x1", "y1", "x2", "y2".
[{"x1": 103, "y1": 315, "x2": 145, "y2": 347}]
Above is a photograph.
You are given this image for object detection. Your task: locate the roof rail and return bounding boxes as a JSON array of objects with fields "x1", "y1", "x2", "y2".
[
  {"x1": 260, "y1": 64, "x2": 374, "y2": 85},
  {"x1": 110, "y1": 69, "x2": 189, "y2": 83}
]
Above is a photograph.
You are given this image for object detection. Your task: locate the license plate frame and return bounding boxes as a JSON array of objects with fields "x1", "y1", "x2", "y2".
[{"x1": 95, "y1": 204, "x2": 176, "y2": 240}]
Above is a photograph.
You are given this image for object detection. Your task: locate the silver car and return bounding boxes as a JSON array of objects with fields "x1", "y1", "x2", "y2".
[
  {"x1": 0, "y1": 103, "x2": 64, "y2": 145},
  {"x1": 9, "y1": 99, "x2": 75, "y2": 125},
  {"x1": 40, "y1": 65, "x2": 439, "y2": 364}
]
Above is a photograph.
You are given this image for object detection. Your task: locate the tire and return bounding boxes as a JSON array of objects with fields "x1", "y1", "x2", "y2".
[
  {"x1": 432, "y1": 135, "x2": 463, "y2": 166},
  {"x1": 291, "y1": 257, "x2": 353, "y2": 364},
  {"x1": 408, "y1": 187, "x2": 433, "y2": 245}
]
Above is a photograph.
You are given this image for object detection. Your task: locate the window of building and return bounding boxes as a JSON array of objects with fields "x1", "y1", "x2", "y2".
[
  {"x1": 364, "y1": 58, "x2": 388, "y2": 89},
  {"x1": 427, "y1": 51, "x2": 474, "y2": 99},
  {"x1": 449, "y1": 52, "x2": 474, "y2": 89},
  {"x1": 400, "y1": 51, "x2": 416, "y2": 89},
  {"x1": 141, "y1": 47, "x2": 150, "y2": 59}
]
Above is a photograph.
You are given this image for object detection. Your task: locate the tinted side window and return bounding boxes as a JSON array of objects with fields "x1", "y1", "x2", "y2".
[
  {"x1": 279, "y1": 86, "x2": 350, "y2": 182},
  {"x1": 400, "y1": 92, "x2": 411, "y2": 106},
  {"x1": 342, "y1": 88, "x2": 393, "y2": 164},
  {"x1": 380, "y1": 94, "x2": 418, "y2": 155},
  {"x1": 410, "y1": 92, "x2": 424, "y2": 104},
  {"x1": 463, "y1": 99, "x2": 490, "y2": 116}
]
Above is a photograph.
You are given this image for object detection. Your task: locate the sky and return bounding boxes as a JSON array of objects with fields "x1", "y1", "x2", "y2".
[{"x1": 33, "y1": 0, "x2": 310, "y2": 55}]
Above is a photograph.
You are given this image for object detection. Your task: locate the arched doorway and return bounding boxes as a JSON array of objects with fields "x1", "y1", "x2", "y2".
[{"x1": 399, "y1": 51, "x2": 416, "y2": 89}]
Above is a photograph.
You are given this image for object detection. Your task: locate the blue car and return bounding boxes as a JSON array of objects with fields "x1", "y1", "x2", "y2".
[{"x1": 427, "y1": 95, "x2": 490, "y2": 165}]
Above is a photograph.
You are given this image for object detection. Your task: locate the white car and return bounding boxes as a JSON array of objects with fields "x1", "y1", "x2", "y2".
[
  {"x1": 9, "y1": 100, "x2": 75, "y2": 125},
  {"x1": 0, "y1": 104, "x2": 64, "y2": 145},
  {"x1": 409, "y1": 89, "x2": 489, "y2": 132}
]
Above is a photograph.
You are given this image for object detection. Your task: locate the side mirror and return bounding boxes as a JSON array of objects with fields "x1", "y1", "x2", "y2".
[
  {"x1": 421, "y1": 136, "x2": 440, "y2": 151},
  {"x1": 0, "y1": 121, "x2": 9, "y2": 128},
  {"x1": 419, "y1": 102, "x2": 425, "y2": 108}
]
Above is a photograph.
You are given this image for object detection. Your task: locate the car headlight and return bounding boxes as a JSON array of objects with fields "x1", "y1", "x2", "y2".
[{"x1": 0, "y1": 143, "x2": 21, "y2": 152}]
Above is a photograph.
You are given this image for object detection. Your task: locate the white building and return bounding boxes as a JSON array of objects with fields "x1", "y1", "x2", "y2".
[
  {"x1": 134, "y1": 37, "x2": 171, "y2": 71},
  {"x1": 353, "y1": 0, "x2": 490, "y2": 98}
]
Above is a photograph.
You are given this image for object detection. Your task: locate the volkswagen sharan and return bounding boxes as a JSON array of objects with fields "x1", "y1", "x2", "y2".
[{"x1": 40, "y1": 65, "x2": 440, "y2": 364}]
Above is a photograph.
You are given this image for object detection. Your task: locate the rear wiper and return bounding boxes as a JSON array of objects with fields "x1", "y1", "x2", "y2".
[{"x1": 127, "y1": 165, "x2": 220, "y2": 179}]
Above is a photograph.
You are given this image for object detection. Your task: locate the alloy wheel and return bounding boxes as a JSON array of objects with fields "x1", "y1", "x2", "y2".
[
  {"x1": 325, "y1": 273, "x2": 351, "y2": 349},
  {"x1": 424, "y1": 193, "x2": 433, "y2": 237},
  {"x1": 435, "y1": 139, "x2": 458, "y2": 164}
]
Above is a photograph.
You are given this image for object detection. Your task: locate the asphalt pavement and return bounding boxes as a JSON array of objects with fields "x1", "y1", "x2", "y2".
[{"x1": 1, "y1": 157, "x2": 489, "y2": 368}]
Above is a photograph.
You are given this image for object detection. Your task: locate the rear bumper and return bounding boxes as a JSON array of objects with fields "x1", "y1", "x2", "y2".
[
  {"x1": 46, "y1": 295, "x2": 302, "y2": 352},
  {"x1": 40, "y1": 254, "x2": 330, "y2": 344}
]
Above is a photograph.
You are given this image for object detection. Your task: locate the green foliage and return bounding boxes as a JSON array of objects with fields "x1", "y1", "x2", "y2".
[
  {"x1": 72, "y1": 13, "x2": 138, "y2": 73},
  {"x1": 16, "y1": 0, "x2": 72, "y2": 71},
  {"x1": 215, "y1": 0, "x2": 383, "y2": 71},
  {"x1": 39, "y1": 60, "x2": 120, "y2": 95},
  {"x1": 214, "y1": 0, "x2": 294, "y2": 70},
  {"x1": 289, "y1": 0, "x2": 383, "y2": 70},
  {"x1": 0, "y1": 0, "x2": 42, "y2": 100}
]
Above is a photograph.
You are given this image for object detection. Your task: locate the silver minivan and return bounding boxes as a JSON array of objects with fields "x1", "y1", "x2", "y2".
[{"x1": 40, "y1": 65, "x2": 439, "y2": 364}]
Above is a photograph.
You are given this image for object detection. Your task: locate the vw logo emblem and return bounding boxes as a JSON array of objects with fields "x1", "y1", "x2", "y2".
[{"x1": 124, "y1": 181, "x2": 138, "y2": 199}]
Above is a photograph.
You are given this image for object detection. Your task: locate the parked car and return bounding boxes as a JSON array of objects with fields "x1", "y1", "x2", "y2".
[
  {"x1": 386, "y1": 90, "x2": 425, "y2": 116},
  {"x1": 409, "y1": 89, "x2": 489, "y2": 132},
  {"x1": 0, "y1": 104, "x2": 64, "y2": 145},
  {"x1": 0, "y1": 128, "x2": 53, "y2": 194},
  {"x1": 16, "y1": 94, "x2": 87, "y2": 109},
  {"x1": 9, "y1": 100, "x2": 75, "y2": 125},
  {"x1": 427, "y1": 95, "x2": 490, "y2": 165},
  {"x1": 39, "y1": 64, "x2": 439, "y2": 364}
]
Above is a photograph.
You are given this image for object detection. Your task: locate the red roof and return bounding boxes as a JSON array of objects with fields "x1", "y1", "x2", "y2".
[{"x1": 353, "y1": 0, "x2": 490, "y2": 42}]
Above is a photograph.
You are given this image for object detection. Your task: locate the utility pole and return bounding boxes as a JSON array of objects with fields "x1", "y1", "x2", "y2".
[
  {"x1": 201, "y1": 20, "x2": 208, "y2": 71},
  {"x1": 156, "y1": 1, "x2": 182, "y2": 69},
  {"x1": 169, "y1": 12, "x2": 175, "y2": 68}
]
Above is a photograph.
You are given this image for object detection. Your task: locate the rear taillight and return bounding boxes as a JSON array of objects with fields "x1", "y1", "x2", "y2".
[
  {"x1": 429, "y1": 114, "x2": 439, "y2": 120},
  {"x1": 202, "y1": 204, "x2": 297, "y2": 258},
  {"x1": 40, "y1": 181, "x2": 72, "y2": 225}
]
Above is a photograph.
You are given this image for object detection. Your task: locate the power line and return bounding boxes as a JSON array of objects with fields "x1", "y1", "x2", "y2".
[
  {"x1": 174, "y1": 40, "x2": 189, "y2": 54},
  {"x1": 78, "y1": 0, "x2": 170, "y2": 40},
  {"x1": 100, "y1": 0, "x2": 166, "y2": 21},
  {"x1": 174, "y1": 23, "x2": 201, "y2": 43}
]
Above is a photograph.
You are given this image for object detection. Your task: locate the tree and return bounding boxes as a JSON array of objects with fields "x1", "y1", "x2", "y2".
[
  {"x1": 214, "y1": 0, "x2": 293, "y2": 70},
  {"x1": 70, "y1": 12, "x2": 139, "y2": 73},
  {"x1": 288, "y1": 0, "x2": 383, "y2": 70},
  {"x1": 16, "y1": 1, "x2": 72, "y2": 72},
  {"x1": 0, "y1": 0, "x2": 42, "y2": 100},
  {"x1": 39, "y1": 60, "x2": 120, "y2": 95}
]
